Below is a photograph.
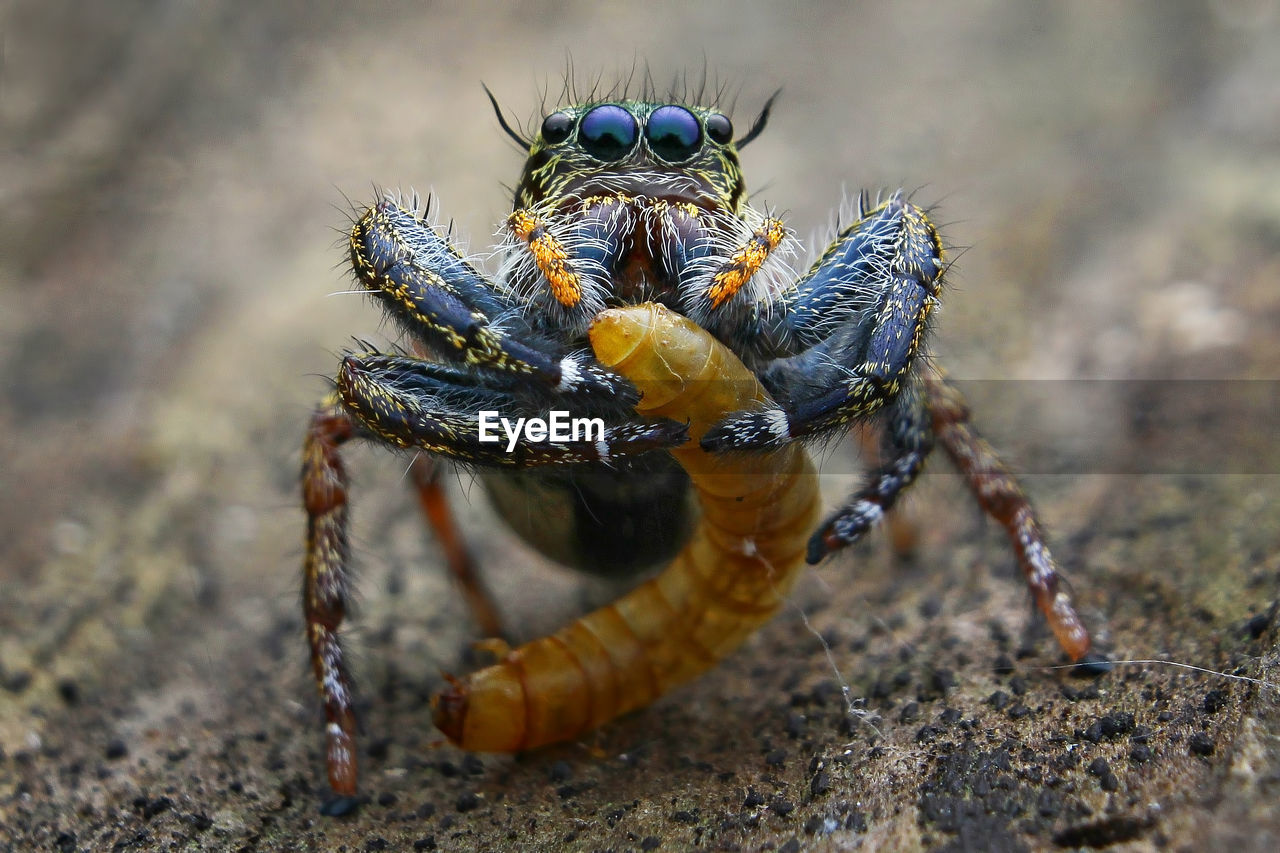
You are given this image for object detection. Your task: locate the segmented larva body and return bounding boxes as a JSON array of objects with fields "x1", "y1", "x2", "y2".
[{"x1": 432, "y1": 303, "x2": 822, "y2": 750}]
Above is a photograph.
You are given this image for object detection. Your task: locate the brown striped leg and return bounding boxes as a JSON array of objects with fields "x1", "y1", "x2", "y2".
[
  {"x1": 408, "y1": 456, "x2": 505, "y2": 640},
  {"x1": 301, "y1": 401, "x2": 361, "y2": 805},
  {"x1": 924, "y1": 372, "x2": 1110, "y2": 671}
]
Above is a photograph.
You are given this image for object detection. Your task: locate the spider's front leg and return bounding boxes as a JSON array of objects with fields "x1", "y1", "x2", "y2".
[
  {"x1": 702, "y1": 192, "x2": 1104, "y2": 667},
  {"x1": 334, "y1": 352, "x2": 688, "y2": 467},
  {"x1": 351, "y1": 197, "x2": 636, "y2": 403},
  {"x1": 702, "y1": 192, "x2": 944, "y2": 451},
  {"x1": 703, "y1": 192, "x2": 946, "y2": 565}
]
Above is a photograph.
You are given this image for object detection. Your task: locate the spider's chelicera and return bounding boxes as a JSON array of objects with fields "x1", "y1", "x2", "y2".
[{"x1": 301, "y1": 90, "x2": 1108, "y2": 808}]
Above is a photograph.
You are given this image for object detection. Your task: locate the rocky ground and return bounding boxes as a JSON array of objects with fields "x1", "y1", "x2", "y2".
[{"x1": 3, "y1": 2, "x2": 1279, "y2": 850}]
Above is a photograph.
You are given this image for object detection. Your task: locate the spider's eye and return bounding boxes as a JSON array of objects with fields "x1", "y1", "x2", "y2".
[
  {"x1": 579, "y1": 105, "x2": 638, "y2": 161},
  {"x1": 645, "y1": 105, "x2": 702, "y2": 162},
  {"x1": 540, "y1": 111, "x2": 574, "y2": 144},
  {"x1": 705, "y1": 113, "x2": 733, "y2": 145}
]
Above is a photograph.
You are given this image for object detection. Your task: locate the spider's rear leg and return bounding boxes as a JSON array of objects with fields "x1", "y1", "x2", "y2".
[
  {"x1": 408, "y1": 455, "x2": 504, "y2": 640},
  {"x1": 924, "y1": 372, "x2": 1109, "y2": 670},
  {"x1": 335, "y1": 353, "x2": 688, "y2": 467},
  {"x1": 301, "y1": 400, "x2": 360, "y2": 803}
]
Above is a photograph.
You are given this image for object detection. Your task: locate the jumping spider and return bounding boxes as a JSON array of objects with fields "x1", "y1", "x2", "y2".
[{"x1": 301, "y1": 86, "x2": 1108, "y2": 807}]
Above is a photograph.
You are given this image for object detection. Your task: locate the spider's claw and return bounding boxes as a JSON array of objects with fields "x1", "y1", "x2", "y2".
[
  {"x1": 648, "y1": 418, "x2": 691, "y2": 450},
  {"x1": 805, "y1": 532, "x2": 835, "y2": 565},
  {"x1": 806, "y1": 509, "x2": 877, "y2": 564},
  {"x1": 599, "y1": 417, "x2": 691, "y2": 460},
  {"x1": 700, "y1": 407, "x2": 792, "y2": 452},
  {"x1": 555, "y1": 355, "x2": 642, "y2": 407},
  {"x1": 319, "y1": 795, "x2": 361, "y2": 818}
]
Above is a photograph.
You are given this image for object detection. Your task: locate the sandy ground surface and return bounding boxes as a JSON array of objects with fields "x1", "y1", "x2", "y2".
[{"x1": 3, "y1": 2, "x2": 1280, "y2": 850}]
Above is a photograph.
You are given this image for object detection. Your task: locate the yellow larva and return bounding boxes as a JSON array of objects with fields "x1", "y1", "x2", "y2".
[{"x1": 432, "y1": 303, "x2": 821, "y2": 750}]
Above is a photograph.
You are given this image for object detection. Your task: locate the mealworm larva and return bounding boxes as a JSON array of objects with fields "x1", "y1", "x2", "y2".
[{"x1": 431, "y1": 302, "x2": 822, "y2": 750}]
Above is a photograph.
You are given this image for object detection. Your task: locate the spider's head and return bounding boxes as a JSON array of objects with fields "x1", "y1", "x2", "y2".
[{"x1": 501, "y1": 98, "x2": 773, "y2": 215}]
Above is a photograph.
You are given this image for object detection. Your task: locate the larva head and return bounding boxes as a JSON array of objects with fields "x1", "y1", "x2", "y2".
[{"x1": 505, "y1": 99, "x2": 770, "y2": 214}]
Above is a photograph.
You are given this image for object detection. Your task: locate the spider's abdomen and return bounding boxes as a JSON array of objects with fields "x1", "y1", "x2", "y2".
[{"x1": 482, "y1": 453, "x2": 696, "y2": 578}]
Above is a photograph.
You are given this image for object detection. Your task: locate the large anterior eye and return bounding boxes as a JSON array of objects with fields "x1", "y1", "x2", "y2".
[
  {"x1": 579, "y1": 105, "x2": 638, "y2": 161},
  {"x1": 540, "y1": 111, "x2": 574, "y2": 144},
  {"x1": 646, "y1": 105, "x2": 702, "y2": 162}
]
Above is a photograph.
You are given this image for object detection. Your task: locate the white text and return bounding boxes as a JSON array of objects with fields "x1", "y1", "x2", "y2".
[{"x1": 477, "y1": 410, "x2": 605, "y2": 452}]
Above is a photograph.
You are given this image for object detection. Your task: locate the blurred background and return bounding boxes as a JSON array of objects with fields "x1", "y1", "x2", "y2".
[{"x1": 3, "y1": 2, "x2": 1279, "y2": 850}]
